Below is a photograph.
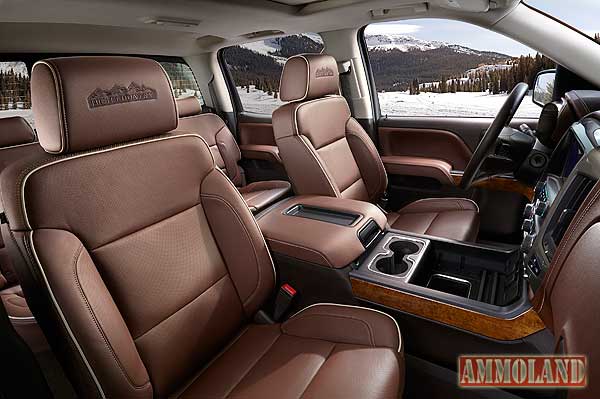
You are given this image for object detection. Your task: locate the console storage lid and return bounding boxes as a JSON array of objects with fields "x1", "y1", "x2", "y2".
[{"x1": 257, "y1": 195, "x2": 387, "y2": 268}]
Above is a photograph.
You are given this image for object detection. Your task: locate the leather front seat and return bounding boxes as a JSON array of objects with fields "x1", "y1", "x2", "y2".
[
  {"x1": 2, "y1": 56, "x2": 403, "y2": 398},
  {"x1": 273, "y1": 54, "x2": 479, "y2": 242},
  {"x1": 0, "y1": 116, "x2": 48, "y2": 353},
  {"x1": 175, "y1": 96, "x2": 291, "y2": 212}
]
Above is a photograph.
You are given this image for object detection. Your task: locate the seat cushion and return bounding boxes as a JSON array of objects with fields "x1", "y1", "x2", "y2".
[
  {"x1": 387, "y1": 198, "x2": 479, "y2": 242},
  {"x1": 239, "y1": 180, "x2": 291, "y2": 212},
  {"x1": 179, "y1": 304, "x2": 403, "y2": 398}
]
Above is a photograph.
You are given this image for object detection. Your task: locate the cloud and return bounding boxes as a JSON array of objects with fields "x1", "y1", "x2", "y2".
[{"x1": 365, "y1": 22, "x2": 423, "y2": 36}]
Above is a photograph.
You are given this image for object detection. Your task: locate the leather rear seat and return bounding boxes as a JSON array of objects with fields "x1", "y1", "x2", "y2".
[
  {"x1": 0, "y1": 116, "x2": 48, "y2": 352},
  {"x1": 2, "y1": 56, "x2": 404, "y2": 397},
  {"x1": 175, "y1": 96, "x2": 291, "y2": 212}
]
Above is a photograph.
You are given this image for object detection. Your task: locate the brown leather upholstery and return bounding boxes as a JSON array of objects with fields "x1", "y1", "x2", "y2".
[
  {"x1": 386, "y1": 198, "x2": 480, "y2": 242},
  {"x1": 257, "y1": 195, "x2": 387, "y2": 268},
  {"x1": 279, "y1": 54, "x2": 340, "y2": 102},
  {"x1": 532, "y1": 179, "x2": 600, "y2": 398},
  {"x1": 175, "y1": 100, "x2": 291, "y2": 212},
  {"x1": 31, "y1": 56, "x2": 178, "y2": 154},
  {"x1": 273, "y1": 54, "x2": 479, "y2": 242},
  {"x1": 0, "y1": 116, "x2": 36, "y2": 147},
  {"x1": 0, "y1": 117, "x2": 48, "y2": 352},
  {"x1": 549, "y1": 90, "x2": 600, "y2": 146},
  {"x1": 4, "y1": 56, "x2": 403, "y2": 398}
]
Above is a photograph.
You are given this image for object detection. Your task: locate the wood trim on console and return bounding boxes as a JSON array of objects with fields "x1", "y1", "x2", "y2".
[
  {"x1": 351, "y1": 278, "x2": 546, "y2": 341},
  {"x1": 452, "y1": 174, "x2": 534, "y2": 201}
]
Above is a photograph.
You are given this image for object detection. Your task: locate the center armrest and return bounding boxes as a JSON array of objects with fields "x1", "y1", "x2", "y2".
[
  {"x1": 381, "y1": 155, "x2": 454, "y2": 185},
  {"x1": 257, "y1": 196, "x2": 387, "y2": 268}
]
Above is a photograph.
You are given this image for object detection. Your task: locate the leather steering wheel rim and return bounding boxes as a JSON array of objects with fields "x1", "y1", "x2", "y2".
[{"x1": 459, "y1": 82, "x2": 529, "y2": 190}]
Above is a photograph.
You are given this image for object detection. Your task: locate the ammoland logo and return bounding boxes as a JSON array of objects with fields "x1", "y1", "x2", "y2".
[
  {"x1": 458, "y1": 355, "x2": 587, "y2": 389},
  {"x1": 315, "y1": 67, "x2": 334, "y2": 78},
  {"x1": 88, "y1": 82, "x2": 157, "y2": 108}
]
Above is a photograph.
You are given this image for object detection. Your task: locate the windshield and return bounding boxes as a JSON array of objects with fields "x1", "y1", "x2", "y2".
[{"x1": 526, "y1": 0, "x2": 599, "y2": 40}]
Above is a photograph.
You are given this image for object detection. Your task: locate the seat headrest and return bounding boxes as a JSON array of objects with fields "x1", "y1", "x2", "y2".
[
  {"x1": 280, "y1": 54, "x2": 339, "y2": 102},
  {"x1": 177, "y1": 96, "x2": 202, "y2": 118},
  {"x1": 0, "y1": 117, "x2": 36, "y2": 147},
  {"x1": 31, "y1": 56, "x2": 178, "y2": 154}
]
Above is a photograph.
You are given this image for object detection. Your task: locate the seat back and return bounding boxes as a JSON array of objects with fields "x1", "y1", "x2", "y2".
[
  {"x1": 176, "y1": 97, "x2": 245, "y2": 186},
  {"x1": 1, "y1": 57, "x2": 274, "y2": 398},
  {"x1": 0, "y1": 117, "x2": 45, "y2": 287},
  {"x1": 273, "y1": 54, "x2": 387, "y2": 203}
]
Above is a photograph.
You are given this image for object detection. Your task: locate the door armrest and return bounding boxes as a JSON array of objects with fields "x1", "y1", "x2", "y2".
[
  {"x1": 239, "y1": 144, "x2": 282, "y2": 164},
  {"x1": 381, "y1": 155, "x2": 454, "y2": 185}
]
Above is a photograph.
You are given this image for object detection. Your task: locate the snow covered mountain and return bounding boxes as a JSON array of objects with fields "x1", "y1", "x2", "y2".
[{"x1": 365, "y1": 33, "x2": 507, "y2": 58}]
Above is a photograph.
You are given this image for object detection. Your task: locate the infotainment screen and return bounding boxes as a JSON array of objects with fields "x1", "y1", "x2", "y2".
[{"x1": 562, "y1": 139, "x2": 585, "y2": 177}]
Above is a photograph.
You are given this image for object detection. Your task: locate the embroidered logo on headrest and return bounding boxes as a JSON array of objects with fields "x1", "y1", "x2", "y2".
[
  {"x1": 87, "y1": 82, "x2": 157, "y2": 108},
  {"x1": 315, "y1": 67, "x2": 335, "y2": 78}
]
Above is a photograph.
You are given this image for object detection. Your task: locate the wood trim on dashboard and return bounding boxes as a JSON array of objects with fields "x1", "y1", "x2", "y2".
[
  {"x1": 452, "y1": 174, "x2": 534, "y2": 201},
  {"x1": 350, "y1": 278, "x2": 546, "y2": 341}
]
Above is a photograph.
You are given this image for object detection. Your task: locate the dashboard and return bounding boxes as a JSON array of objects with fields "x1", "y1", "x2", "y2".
[{"x1": 522, "y1": 114, "x2": 600, "y2": 291}]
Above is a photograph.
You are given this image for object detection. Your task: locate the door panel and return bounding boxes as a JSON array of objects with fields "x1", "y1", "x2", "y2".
[
  {"x1": 238, "y1": 112, "x2": 276, "y2": 146},
  {"x1": 236, "y1": 112, "x2": 287, "y2": 183},
  {"x1": 379, "y1": 127, "x2": 472, "y2": 171},
  {"x1": 379, "y1": 116, "x2": 539, "y2": 166}
]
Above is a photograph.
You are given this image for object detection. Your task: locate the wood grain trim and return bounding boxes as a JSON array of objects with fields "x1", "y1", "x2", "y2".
[
  {"x1": 351, "y1": 278, "x2": 546, "y2": 341},
  {"x1": 452, "y1": 174, "x2": 534, "y2": 201}
]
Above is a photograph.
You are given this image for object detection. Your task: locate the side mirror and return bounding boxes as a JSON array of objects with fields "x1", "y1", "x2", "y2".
[{"x1": 533, "y1": 69, "x2": 557, "y2": 107}]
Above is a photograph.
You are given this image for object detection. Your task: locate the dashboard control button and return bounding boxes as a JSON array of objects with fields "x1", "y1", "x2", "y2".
[
  {"x1": 523, "y1": 203, "x2": 535, "y2": 219},
  {"x1": 522, "y1": 218, "x2": 535, "y2": 234},
  {"x1": 535, "y1": 201, "x2": 548, "y2": 216},
  {"x1": 521, "y1": 234, "x2": 535, "y2": 252}
]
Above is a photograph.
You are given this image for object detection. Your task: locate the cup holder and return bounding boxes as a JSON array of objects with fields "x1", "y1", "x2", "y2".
[
  {"x1": 389, "y1": 241, "x2": 419, "y2": 256},
  {"x1": 374, "y1": 240, "x2": 422, "y2": 276}
]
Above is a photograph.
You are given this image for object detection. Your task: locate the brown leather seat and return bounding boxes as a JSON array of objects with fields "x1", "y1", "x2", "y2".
[
  {"x1": 273, "y1": 54, "x2": 480, "y2": 242},
  {"x1": 2, "y1": 56, "x2": 403, "y2": 398},
  {"x1": 175, "y1": 96, "x2": 291, "y2": 212},
  {"x1": 0, "y1": 116, "x2": 48, "y2": 353}
]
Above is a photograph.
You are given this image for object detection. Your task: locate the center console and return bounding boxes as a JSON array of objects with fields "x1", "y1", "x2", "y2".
[{"x1": 257, "y1": 194, "x2": 544, "y2": 342}]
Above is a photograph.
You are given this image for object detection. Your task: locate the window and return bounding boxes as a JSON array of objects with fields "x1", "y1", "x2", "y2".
[
  {"x1": 364, "y1": 20, "x2": 554, "y2": 119},
  {"x1": 222, "y1": 33, "x2": 324, "y2": 114},
  {"x1": 160, "y1": 61, "x2": 204, "y2": 105},
  {"x1": 0, "y1": 61, "x2": 33, "y2": 127}
]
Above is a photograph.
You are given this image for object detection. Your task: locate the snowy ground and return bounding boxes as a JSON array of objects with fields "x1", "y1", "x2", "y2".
[
  {"x1": 237, "y1": 86, "x2": 542, "y2": 119},
  {"x1": 378, "y1": 91, "x2": 542, "y2": 119},
  {"x1": 0, "y1": 109, "x2": 34, "y2": 127},
  {"x1": 237, "y1": 86, "x2": 285, "y2": 114}
]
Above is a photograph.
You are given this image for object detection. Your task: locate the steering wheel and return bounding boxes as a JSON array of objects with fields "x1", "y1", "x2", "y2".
[{"x1": 460, "y1": 82, "x2": 529, "y2": 190}]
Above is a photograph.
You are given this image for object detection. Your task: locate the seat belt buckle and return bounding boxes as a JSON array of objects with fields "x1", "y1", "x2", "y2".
[
  {"x1": 378, "y1": 191, "x2": 389, "y2": 211},
  {"x1": 273, "y1": 283, "x2": 297, "y2": 322}
]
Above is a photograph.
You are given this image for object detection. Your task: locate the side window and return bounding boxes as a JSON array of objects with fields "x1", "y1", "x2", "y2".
[
  {"x1": 0, "y1": 61, "x2": 33, "y2": 127},
  {"x1": 222, "y1": 34, "x2": 324, "y2": 114},
  {"x1": 159, "y1": 61, "x2": 205, "y2": 105},
  {"x1": 364, "y1": 20, "x2": 555, "y2": 119}
]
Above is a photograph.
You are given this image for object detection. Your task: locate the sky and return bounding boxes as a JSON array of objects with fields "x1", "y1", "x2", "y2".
[{"x1": 366, "y1": 1, "x2": 599, "y2": 57}]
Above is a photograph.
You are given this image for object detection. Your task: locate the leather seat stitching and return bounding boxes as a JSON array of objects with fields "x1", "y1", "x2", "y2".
[
  {"x1": 265, "y1": 237, "x2": 333, "y2": 267},
  {"x1": 224, "y1": 332, "x2": 282, "y2": 397},
  {"x1": 200, "y1": 193, "x2": 264, "y2": 307},
  {"x1": 346, "y1": 124, "x2": 387, "y2": 202},
  {"x1": 297, "y1": 135, "x2": 339, "y2": 197},
  {"x1": 298, "y1": 343, "x2": 337, "y2": 399},
  {"x1": 283, "y1": 313, "x2": 375, "y2": 347},
  {"x1": 72, "y1": 242, "x2": 150, "y2": 390},
  {"x1": 134, "y1": 274, "x2": 228, "y2": 340}
]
